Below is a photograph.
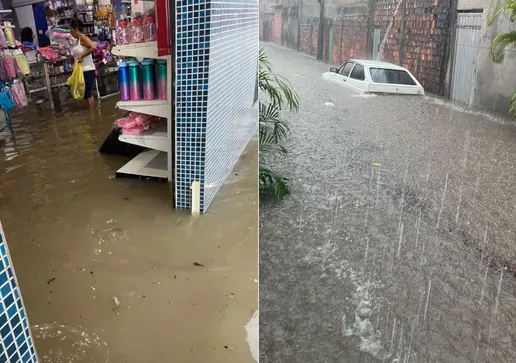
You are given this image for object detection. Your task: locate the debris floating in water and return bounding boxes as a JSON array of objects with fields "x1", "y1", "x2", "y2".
[{"x1": 372, "y1": 162, "x2": 381, "y2": 167}]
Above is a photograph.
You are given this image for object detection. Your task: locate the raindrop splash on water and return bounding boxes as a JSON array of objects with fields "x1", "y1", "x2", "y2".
[
  {"x1": 480, "y1": 225, "x2": 489, "y2": 263},
  {"x1": 479, "y1": 262, "x2": 489, "y2": 305},
  {"x1": 487, "y1": 269, "x2": 504, "y2": 357},
  {"x1": 423, "y1": 279, "x2": 432, "y2": 321},
  {"x1": 375, "y1": 169, "x2": 381, "y2": 210},
  {"x1": 415, "y1": 208, "x2": 422, "y2": 247},
  {"x1": 436, "y1": 173, "x2": 449, "y2": 229},
  {"x1": 397, "y1": 223, "x2": 404, "y2": 257},
  {"x1": 455, "y1": 187, "x2": 462, "y2": 225},
  {"x1": 474, "y1": 330, "x2": 482, "y2": 362}
]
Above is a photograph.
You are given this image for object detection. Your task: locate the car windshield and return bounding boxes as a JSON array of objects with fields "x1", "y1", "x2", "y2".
[{"x1": 369, "y1": 68, "x2": 417, "y2": 86}]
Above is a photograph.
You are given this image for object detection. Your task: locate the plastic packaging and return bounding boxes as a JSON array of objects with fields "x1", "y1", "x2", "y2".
[
  {"x1": 15, "y1": 53, "x2": 30, "y2": 76},
  {"x1": 116, "y1": 20, "x2": 130, "y2": 45},
  {"x1": 143, "y1": 15, "x2": 156, "y2": 42},
  {"x1": 131, "y1": 17, "x2": 144, "y2": 44},
  {"x1": 4, "y1": 27, "x2": 15, "y2": 47},
  {"x1": 38, "y1": 46, "x2": 59, "y2": 62},
  {"x1": 67, "y1": 62, "x2": 85, "y2": 100},
  {"x1": 3, "y1": 55, "x2": 16, "y2": 79},
  {"x1": 11, "y1": 81, "x2": 28, "y2": 108},
  {"x1": 0, "y1": 30, "x2": 7, "y2": 49}
]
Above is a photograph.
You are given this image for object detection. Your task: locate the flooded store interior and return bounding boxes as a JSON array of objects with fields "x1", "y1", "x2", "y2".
[{"x1": 0, "y1": 100, "x2": 258, "y2": 362}]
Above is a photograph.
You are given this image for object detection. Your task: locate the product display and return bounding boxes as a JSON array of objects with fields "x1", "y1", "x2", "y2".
[
  {"x1": 118, "y1": 60, "x2": 129, "y2": 101},
  {"x1": 116, "y1": 112, "x2": 162, "y2": 135},
  {"x1": 127, "y1": 60, "x2": 141, "y2": 101},
  {"x1": 141, "y1": 59, "x2": 154, "y2": 100},
  {"x1": 157, "y1": 59, "x2": 167, "y2": 100}
]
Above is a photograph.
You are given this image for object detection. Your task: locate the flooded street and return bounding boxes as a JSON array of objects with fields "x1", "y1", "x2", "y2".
[
  {"x1": 0, "y1": 99, "x2": 258, "y2": 362},
  {"x1": 260, "y1": 44, "x2": 516, "y2": 362}
]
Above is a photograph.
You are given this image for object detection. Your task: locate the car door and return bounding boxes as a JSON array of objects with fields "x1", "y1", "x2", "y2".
[
  {"x1": 326, "y1": 61, "x2": 355, "y2": 85},
  {"x1": 346, "y1": 63, "x2": 368, "y2": 93}
]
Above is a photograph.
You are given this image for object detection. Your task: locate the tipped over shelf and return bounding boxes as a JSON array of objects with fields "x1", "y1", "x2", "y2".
[{"x1": 118, "y1": 125, "x2": 168, "y2": 152}]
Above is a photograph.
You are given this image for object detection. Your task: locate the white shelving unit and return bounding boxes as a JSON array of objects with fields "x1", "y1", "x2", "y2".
[{"x1": 111, "y1": 42, "x2": 172, "y2": 181}]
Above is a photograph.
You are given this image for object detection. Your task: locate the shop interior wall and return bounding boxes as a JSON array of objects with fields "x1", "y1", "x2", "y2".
[{"x1": 203, "y1": 0, "x2": 259, "y2": 212}]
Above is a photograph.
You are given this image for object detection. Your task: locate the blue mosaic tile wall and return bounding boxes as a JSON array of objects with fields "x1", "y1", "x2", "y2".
[
  {"x1": 0, "y1": 224, "x2": 38, "y2": 363},
  {"x1": 175, "y1": 0, "x2": 258, "y2": 212},
  {"x1": 175, "y1": 0, "x2": 211, "y2": 211},
  {"x1": 203, "y1": 0, "x2": 259, "y2": 211}
]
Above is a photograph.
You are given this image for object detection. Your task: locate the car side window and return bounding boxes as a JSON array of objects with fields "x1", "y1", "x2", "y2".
[
  {"x1": 339, "y1": 62, "x2": 355, "y2": 77},
  {"x1": 349, "y1": 64, "x2": 365, "y2": 81}
]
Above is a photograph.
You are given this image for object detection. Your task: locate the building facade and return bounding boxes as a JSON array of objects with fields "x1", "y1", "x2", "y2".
[{"x1": 261, "y1": 0, "x2": 516, "y2": 115}]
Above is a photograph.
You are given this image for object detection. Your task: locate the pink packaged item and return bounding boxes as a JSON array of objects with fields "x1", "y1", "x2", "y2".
[
  {"x1": 0, "y1": 56, "x2": 6, "y2": 82},
  {"x1": 38, "y1": 47, "x2": 58, "y2": 62},
  {"x1": 11, "y1": 81, "x2": 28, "y2": 108},
  {"x1": 3, "y1": 55, "x2": 16, "y2": 79}
]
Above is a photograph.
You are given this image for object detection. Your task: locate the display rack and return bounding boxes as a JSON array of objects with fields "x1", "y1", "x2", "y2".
[
  {"x1": 111, "y1": 42, "x2": 172, "y2": 181},
  {"x1": 27, "y1": 61, "x2": 54, "y2": 109}
]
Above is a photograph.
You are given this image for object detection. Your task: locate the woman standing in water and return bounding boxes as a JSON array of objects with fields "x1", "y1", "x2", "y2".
[{"x1": 70, "y1": 19, "x2": 96, "y2": 108}]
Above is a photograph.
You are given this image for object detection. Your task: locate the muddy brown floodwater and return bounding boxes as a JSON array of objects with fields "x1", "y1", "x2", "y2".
[{"x1": 0, "y1": 99, "x2": 258, "y2": 362}]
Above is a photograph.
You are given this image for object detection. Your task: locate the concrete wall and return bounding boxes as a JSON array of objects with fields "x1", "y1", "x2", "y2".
[{"x1": 472, "y1": 9, "x2": 516, "y2": 114}]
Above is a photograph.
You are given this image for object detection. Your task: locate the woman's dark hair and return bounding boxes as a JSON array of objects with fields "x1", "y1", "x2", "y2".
[
  {"x1": 21, "y1": 27, "x2": 33, "y2": 43},
  {"x1": 70, "y1": 19, "x2": 83, "y2": 31}
]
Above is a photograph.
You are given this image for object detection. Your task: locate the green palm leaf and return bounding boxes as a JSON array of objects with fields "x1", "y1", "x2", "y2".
[{"x1": 258, "y1": 46, "x2": 299, "y2": 201}]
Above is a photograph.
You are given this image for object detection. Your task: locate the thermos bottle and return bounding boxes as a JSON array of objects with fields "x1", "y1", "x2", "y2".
[
  {"x1": 128, "y1": 60, "x2": 141, "y2": 101},
  {"x1": 142, "y1": 59, "x2": 155, "y2": 100},
  {"x1": 118, "y1": 60, "x2": 130, "y2": 101},
  {"x1": 157, "y1": 59, "x2": 167, "y2": 100}
]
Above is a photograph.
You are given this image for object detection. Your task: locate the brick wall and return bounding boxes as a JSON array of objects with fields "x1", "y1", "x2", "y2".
[
  {"x1": 299, "y1": 16, "x2": 318, "y2": 56},
  {"x1": 331, "y1": 15, "x2": 368, "y2": 64},
  {"x1": 374, "y1": 0, "x2": 452, "y2": 93},
  {"x1": 274, "y1": 7, "x2": 283, "y2": 44}
]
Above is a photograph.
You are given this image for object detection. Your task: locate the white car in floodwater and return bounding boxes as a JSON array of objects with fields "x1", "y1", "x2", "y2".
[{"x1": 323, "y1": 60, "x2": 425, "y2": 96}]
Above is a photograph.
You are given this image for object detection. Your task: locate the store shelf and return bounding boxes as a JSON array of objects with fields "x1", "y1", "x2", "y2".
[
  {"x1": 116, "y1": 149, "x2": 167, "y2": 179},
  {"x1": 51, "y1": 83, "x2": 67, "y2": 88},
  {"x1": 29, "y1": 87, "x2": 47, "y2": 94},
  {"x1": 112, "y1": 41, "x2": 165, "y2": 59},
  {"x1": 116, "y1": 99, "x2": 169, "y2": 118},
  {"x1": 119, "y1": 125, "x2": 168, "y2": 152}
]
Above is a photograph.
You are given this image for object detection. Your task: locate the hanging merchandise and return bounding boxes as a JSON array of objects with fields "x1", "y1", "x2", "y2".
[
  {"x1": 11, "y1": 81, "x2": 28, "y2": 108},
  {"x1": 0, "y1": 29, "x2": 7, "y2": 49},
  {"x1": 0, "y1": 82, "x2": 14, "y2": 111},
  {"x1": 0, "y1": 55, "x2": 6, "y2": 83},
  {"x1": 3, "y1": 23, "x2": 15, "y2": 48},
  {"x1": 14, "y1": 49, "x2": 30, "y2": 76},
  {"x1": 67, "y1": 62, "x2": 86, "y2": 100},
  {"x1": 3, "y1": 53, "x2": 16, "y2": 80}
]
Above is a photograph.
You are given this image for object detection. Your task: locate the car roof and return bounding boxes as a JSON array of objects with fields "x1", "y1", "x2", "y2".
[{"x1": 348, "y1": 59, "x2": 407, "y2": 70}]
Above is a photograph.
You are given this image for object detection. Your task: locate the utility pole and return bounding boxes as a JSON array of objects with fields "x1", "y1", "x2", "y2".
[
  {"x1": 398, "y1": 0, "x2": 407, "y2": 66},
  {"x1": 366, "y1": 0, "x2": 377, "y2": 59},
  {"x1": 317, "y1": 0, "x2": 325, "y2": 60}
]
